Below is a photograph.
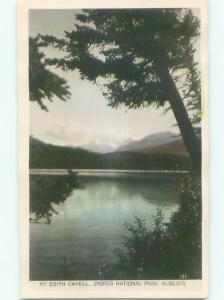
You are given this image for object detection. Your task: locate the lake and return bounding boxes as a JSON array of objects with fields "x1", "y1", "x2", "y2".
[{"x1": 29, "y1": 171, "x2": 181, "y2": 280}]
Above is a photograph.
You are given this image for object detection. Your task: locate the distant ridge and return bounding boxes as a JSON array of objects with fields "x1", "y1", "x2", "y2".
[
  {"x1": 139, "y1": 140, "x2": 188, "y2": 156},
  {"x1": 117, "y1": 131, "x2": 188, "y2": 156}
]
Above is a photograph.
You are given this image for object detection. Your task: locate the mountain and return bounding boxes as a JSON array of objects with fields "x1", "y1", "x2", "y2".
[
  {"x1": 81, "y1": 138, "x2": 135, "y2": 153},
  {"x1": 82, "y1": 141, "x2": 116, "y2": 153},
  {"x1": 29, "y1": 136, "x2": 191, "y2": 170},
  {"x1": 117, "y1": 131, "x2": 188, "y2": 156},
  {"x1": 139, "y1": 140, "x2": 188, "y2": 156}
]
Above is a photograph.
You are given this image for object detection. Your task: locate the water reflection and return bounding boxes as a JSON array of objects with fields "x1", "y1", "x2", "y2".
[
  {"x1": 30, "y1": 174, "x2": 180, "y2": 280},
  {"x1": 29, "y1": 172, "x2": 81, "y2": 224}
]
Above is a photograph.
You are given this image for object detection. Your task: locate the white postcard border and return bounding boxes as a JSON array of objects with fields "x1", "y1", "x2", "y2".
[{"x1": 18, "y1": 0, "x2": 208, "y2": 298}]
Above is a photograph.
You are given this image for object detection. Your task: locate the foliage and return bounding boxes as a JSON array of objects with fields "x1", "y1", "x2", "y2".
[
  {"x1": 115, "y1": 174, "x2": 201, "y2": 279},
  {"x1": 40, "y1": 9, "x2": 199, "y2": 109},
  {"x1": 165, "y1": 173, "x2": 202, "y2": 277},
  {"x1": 30, "y1": 137, "x2": 192, "y2": 171},
  {"x1": 39, "y1": 9, "x2": 201, "y2": 172},
  {"x1": 180, "y1": 52, "x2": 201, "y2": 131},
  {"x1": 29, "y1": 37, "x2": 71, "y2": 111}
]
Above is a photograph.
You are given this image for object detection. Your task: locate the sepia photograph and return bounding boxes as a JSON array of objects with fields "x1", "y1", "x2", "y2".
[{"x1": 19, "y1": 0, "x2": 208, "y2": 298}]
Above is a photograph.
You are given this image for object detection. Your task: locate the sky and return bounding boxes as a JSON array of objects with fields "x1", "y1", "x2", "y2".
[{"x1": 29, "y1": 9, "x2": 181, "y2": 151}]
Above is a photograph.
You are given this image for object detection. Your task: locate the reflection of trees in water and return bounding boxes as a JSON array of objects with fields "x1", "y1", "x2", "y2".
[{"x1": 30, "y1": 173, "x2": 81, "y2": 224}]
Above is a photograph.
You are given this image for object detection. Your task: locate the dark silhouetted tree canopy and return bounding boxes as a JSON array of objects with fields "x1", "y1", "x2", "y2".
[
  {"x1": 40, "y1": 9, "x2": 201, "y2": 173},
  {"x1": 29, "y1": 37, "x2": 71, "y2": 111}
]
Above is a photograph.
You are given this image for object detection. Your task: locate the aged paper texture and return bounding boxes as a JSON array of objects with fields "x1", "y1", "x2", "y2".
[{"x1": 18, "y1": 0, "x2": 208, "y2": 298}]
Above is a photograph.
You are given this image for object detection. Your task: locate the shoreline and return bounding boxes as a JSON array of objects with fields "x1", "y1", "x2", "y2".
[{"x1": 29, "y1": 168, "x2": 190, "y2": 178}]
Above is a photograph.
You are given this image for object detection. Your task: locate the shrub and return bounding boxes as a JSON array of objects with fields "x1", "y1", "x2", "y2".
[{"x1": 115, "y1": 173, "x2": 201, "y2": 279}]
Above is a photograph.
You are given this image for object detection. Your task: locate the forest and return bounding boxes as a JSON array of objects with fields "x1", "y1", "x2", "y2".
[{"x1": 30, "y1": 137, "x2": 192, "y2": 171}]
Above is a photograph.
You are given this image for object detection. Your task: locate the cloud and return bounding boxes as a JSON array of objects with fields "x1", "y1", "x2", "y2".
[
  {"x1": 35, "y1": 120, "x2": 89, "y2": 146},
  {"x1": 33, "y1": 119, "x2": 135, "y2": 152}
]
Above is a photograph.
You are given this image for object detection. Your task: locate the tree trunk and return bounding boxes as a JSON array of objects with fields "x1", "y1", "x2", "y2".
[{"x1": 157, "y1": 66, "x2": 201, "y2": 174}]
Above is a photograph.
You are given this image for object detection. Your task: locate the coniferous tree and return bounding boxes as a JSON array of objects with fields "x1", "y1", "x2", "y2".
[
  {"x1": 29, "y1": 37, "x2": 70, "y2": 111},
  {"x1": 40, "y1": 9, "x2": 201, "y2": 172}
]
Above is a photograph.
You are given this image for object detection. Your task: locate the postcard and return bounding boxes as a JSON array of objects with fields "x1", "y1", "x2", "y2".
[{"x1": 18, "y1": 0, "x2": 208, "y2": 298}]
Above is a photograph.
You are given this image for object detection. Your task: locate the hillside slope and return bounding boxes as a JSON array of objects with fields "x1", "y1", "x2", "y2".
[
  {"x1": 30, "y1": 137, "x2": 191, "y2": 171},
  {"x1": 139, "y1": 140, "x2": 188, "y2": 156},
  {"x1": 117, "y1": 131, "x2": 188, "y2": 156}
]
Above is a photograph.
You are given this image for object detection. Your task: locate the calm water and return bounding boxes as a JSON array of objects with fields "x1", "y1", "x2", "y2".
[{"x1": 30, "y1": 173, "x2": 180, "y2": 280}]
